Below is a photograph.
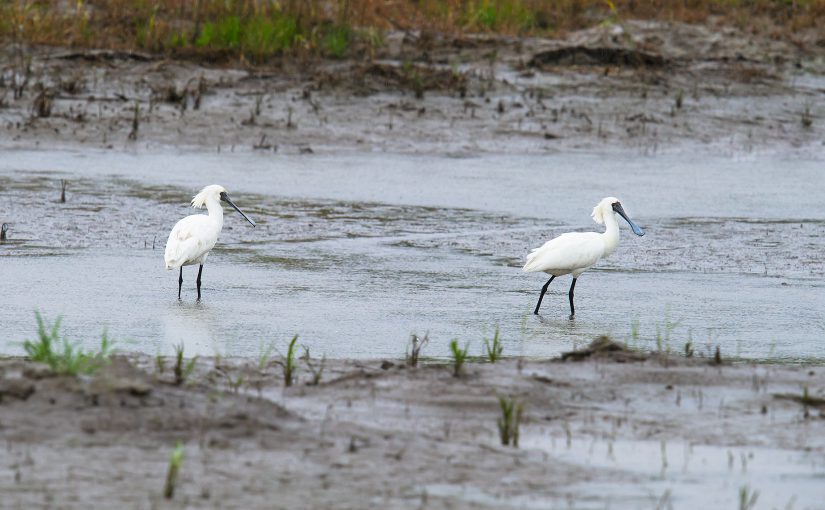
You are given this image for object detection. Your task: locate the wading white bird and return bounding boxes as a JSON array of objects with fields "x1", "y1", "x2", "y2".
[
  {"x1": 524, "y1": 197, "x2": 644, "y2": 318},
  {"x1": 164, "y1": 185, "x2": 256, "y2": 300}
]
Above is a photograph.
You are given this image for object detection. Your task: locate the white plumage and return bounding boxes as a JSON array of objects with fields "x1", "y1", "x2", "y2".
[
  {"x1": 164, "y1": 184, "x2": 255, "y2": 300},
  {"x1": 524, "y1": 197, "x2": 644, "y2": 317}
]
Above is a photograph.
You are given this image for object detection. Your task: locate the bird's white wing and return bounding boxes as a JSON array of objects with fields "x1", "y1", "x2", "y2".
[
  {"x1": 523, "y1": 232, "x2": 605, "y2": 274},
  {"x1": 164, "y1": 215, "x2": 214, "y2": 269}
]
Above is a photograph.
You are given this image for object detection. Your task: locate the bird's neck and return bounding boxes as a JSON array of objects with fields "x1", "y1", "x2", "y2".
[
  {"x1": 602, "y1": 212, "x2": 620, "y2": 256},
  {"x1": 205, "y1": 199, "x2": 224, "y2": 228}
]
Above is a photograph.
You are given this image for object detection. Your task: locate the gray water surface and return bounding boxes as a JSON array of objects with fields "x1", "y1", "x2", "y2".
[{"x1": 1, "y1": 149, "x2": 823, "y2": 360}]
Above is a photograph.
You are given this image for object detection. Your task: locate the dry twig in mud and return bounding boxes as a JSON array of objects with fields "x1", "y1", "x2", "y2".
[{"x1": 128, "y1": 101, "x2": 140, "y2": 141}]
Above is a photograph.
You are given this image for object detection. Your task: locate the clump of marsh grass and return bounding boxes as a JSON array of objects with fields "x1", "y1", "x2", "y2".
[
  {"x1": 497, "y1": 395, "x2": 523, "y2": 447},
  {"x1": 738, "y1": 485, "x2": 759, "y2": 510},
  {"x1": 449, "y1": 339, "x2": 469, "y2": 377},
  {"x1": 406, "y1": 332, "x2": 429, "y2": 367},
  {"x1": 483, "y1": 327, "x2": 503, "y2": 363},
  {"x1": 163, "y1": 442, "x2": 184, "y2": 499},
  {"x1": 173, "y1": 343, "x2": 198, "y2": 385},
  {"x1": 23, "y1": 312, "x2": 114, "y2": 375}
]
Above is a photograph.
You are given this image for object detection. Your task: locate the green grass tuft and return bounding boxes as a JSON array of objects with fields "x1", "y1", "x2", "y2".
[
  {"x1": 449, "y1": 339, "x2": 469, "y2": 377},
  {"x1": 497, "y1": 395, "x2": 523, "y2": 447},
  {"x1": 483, "y1": 327, "x2": 504, "y2": 362},
  {"x1": 24, "y1": 312, "x2": 114, "y2": 375},
  {"x1": 279, "y1": 334, "x2": 300, "y2": 387}
]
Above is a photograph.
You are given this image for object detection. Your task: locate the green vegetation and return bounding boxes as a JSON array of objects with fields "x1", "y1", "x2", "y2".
[
  {"x1": 483, "y1": 327, "x2": 504, "y2": 363},
  {"x1": 173, "y1": 343, "x2": 198, "y2": 385},
  {"x1": 163, "y1": 442, "x2": 184, "y2": 499},
  {"x1": 738, "y1": 485, "x2": 759, "y2": 510},
  {"x1": 449, "y1": 339, "x2": 469, "y2": 377},
  {"x1": 23, "y1": 312, "x2": 113, "y2": 375},
  {"x1": 497, "y1": 395, "x2": 523, "y2": 447},
  {"x1": 279, "y1": 334, "x2": 299, "y2": 387},
  {"x1": 2, "y1": 1, "x2": 822, "y2": 64}
]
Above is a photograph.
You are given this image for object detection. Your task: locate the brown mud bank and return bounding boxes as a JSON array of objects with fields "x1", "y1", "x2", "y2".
[
  {"x1": 1, "y1": 20, "x2": 824, "y2": 155},
  {"x1": 1, "y1": 340, "x2": 823, "y2": 509}
]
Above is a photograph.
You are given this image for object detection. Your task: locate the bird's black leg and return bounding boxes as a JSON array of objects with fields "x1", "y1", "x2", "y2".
[
  {"x1": 178, "y1": 267, "x2": 183, "y2": 300},
  {"x1": 568, "y1": 278, "x2": 578, "y2": 319},
  {"x1": 196, "y1": 264, "x2": 203, "y2": 301},
  {"x1": 533, "y1": 276, "x2": 555, "y2": 315}
]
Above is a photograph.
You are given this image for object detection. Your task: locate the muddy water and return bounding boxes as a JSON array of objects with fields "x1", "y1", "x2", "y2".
[{"x1": 1, "y1": 148, "x2": 823, "y2": 360}]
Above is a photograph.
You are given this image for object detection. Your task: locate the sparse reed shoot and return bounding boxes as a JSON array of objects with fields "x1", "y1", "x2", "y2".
[
  {"x1": 449, "y1": 339, "x2": 469, "y2": 377},
  {"x1": 483, "y1": 327, "x2": 503, "y2": 363},
  {"x1": 173, "y1": 343, "x2": 198, "y2": 385},
  {"x1": 497, "y1": 395, "x2": 523, "y2": 447},
  {"x1": 163, "y1": 442, "x2": 184, "y2": 499}
]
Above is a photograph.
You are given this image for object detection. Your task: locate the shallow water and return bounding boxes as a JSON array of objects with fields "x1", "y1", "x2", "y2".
[
  {"x1": 1, "y1": 148, "x2": 824, "y2": 360},
  {"x1": 516, "y1": 437, "x2": 825, "y2": 509}
]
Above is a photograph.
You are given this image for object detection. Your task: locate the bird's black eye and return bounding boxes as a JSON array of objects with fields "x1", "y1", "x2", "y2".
[{"x1": 219, "y1": 191, "x2": 228, "y2": 201}]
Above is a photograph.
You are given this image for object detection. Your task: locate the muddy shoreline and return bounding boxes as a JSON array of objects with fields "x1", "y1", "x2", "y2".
[
  {"x1": 2, "y1": 20, "x2": 824, "y2": 156},
  {"x1": 1, "y1": 344, "x2": 823, "y2": 509},
  {"x1": 2, "y1": 18, "x2": 825, "y2": 509}
]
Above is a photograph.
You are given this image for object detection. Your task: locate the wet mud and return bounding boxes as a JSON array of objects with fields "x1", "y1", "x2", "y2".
[
  {"x1": 1, "y1": 21, "x2": 823, "y2": 156},
  {"x1": 1, "y1": 350, "x2": 823, "y2": 509}
]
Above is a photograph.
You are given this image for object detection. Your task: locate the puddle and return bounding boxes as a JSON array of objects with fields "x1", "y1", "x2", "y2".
[
  {"x1": 516, "y1": 436, "x2": 825, "y2": 509},
  {"x1": 1, "y1": 149, "x2": 824, "y2": 360}
]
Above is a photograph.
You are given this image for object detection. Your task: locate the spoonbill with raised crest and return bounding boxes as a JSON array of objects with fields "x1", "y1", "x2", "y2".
[
  {"x1": 164, "y1": 185, "x2": 256, "y2": 300},
  {"x1": 524, "y1": 197, "x2": 645, "y2": 318}
]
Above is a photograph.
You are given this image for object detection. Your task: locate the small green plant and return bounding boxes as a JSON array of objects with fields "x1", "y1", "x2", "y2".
[
  {"x1": 449, "y1": 339, "x2": 469, "y2": 377},
  {"x1": 173, "y1": 343, "x2": 198, "y2": 385},
  {"x1": 23, "y1": 312, "x2": 113, "y2": 375},
  {"x1": 163, "y1": 442, "x2": 184, "y2": 499},
  {"x1": 738, "y1": 485, "x2": 759, "y2": 510},
  {"x1": 257, "y1": 340, "x2": 276, "y2": 371},
  {"x1": 155, "y1": 352, "x2": 165, "y2": 374},
  {"x1": 406, "y1": 333, "x2": 429, "y2": 367},
  {"x1": 497, "y1": 395, "x2": 523, "y2": 447},
  {"x1": 483, "y1": 327, "x2": 503, "y2": 363},
  {"x1": 278, "y1": 334, "x2": 299, "y2": 387},
  {"x1": 322, "y1": 25, "x2": 350, "y2": 58},
  {"x1": 714, "y1": 345, "x2": 722, "y2": 365},
  {"x1": 302, "y1": 346, "x2": 326, "y2": 385}
]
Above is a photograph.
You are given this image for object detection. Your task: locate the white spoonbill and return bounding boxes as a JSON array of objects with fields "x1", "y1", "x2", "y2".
[
  {"x1": 523, "y1": 197, "x2": 644, "y2": 318},
  {"x1": 164, "y1": 185, "x2": 256, "y2": 300}
]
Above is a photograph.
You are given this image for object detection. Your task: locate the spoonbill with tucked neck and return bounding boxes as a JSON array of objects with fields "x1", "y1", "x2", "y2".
[
  {"x1": 523, "y1": 197, "x2": 644, "y2": 318},
  {"x1": 164, "y1": 185, "x2": 256, "y2": 300}
]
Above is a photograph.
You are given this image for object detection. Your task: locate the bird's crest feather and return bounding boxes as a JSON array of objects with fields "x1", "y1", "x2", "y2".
[
  {"x1": 190, "y1": 184, "x2": 225, "y2": 209},
  {"x1": 591, "y1": 204, "x2": 605, "y2": 225}
]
